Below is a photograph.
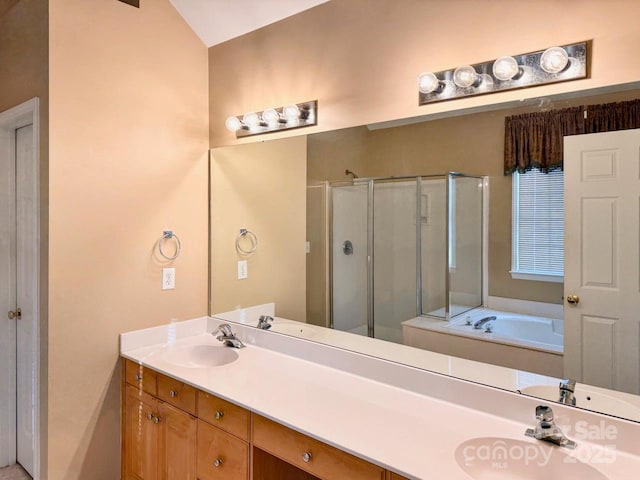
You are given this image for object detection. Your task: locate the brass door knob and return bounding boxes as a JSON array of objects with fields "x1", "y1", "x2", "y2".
[
  {"x1": 566, "y1": 294, "x2": 580, "y2": 304},
  {"x1": 152, "y1": 415, "x2": 161, "y2": 424},
  {"x1": 8, "y1": 308, "x2": 21, "y2": 320}
]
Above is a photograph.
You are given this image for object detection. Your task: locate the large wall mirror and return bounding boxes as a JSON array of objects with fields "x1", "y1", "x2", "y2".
[{"x1": 209, "y1": 85, "x2": 640, "y2": 423}]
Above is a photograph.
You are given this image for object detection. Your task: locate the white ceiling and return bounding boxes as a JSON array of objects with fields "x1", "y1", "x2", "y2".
[{"x1": 169, "y1": 0, "x2": 330, "y2": 47}]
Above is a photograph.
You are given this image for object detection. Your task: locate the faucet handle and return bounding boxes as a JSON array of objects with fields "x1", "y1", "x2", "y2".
[
  {"x1": 213, "y1": 323, "x2": 233, "y2": 337},
  {"x1": 535, "y1": 405, "x2": 554, "y2": 425},
  {"x1": 560, "y1": 379, "x2": 576, "y2": 392}
]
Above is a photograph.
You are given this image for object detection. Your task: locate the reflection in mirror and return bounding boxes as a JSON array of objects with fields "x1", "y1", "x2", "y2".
[{"x1": 210, "y1": 86, "x2": 640, "y2": 423}]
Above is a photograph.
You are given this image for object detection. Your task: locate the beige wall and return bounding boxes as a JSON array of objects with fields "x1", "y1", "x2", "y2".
[
  {"x1": 48, "y1": 1, "x2": 208, "y2": 478},
  {"x1": 210, "y1": 137, "x2": 307, "y2": 321},
  {"x1": 209, "y1": 0, "x2": 640, "y2": 147},
  {"x1": 0, "y1": 0, "x2": 49, "y2": 475}
]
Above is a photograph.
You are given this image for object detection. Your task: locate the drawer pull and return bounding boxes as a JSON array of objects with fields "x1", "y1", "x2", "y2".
[
  {"x1": 215, "y1": 410, "x2": 224, "y2": 420},
  {"x1": 146, "y1": 413, "x2": 153, "y2": 421},
  {"x1": 213, "y1": 458, "x2": 223, "y2": 467},
  {"x1": 152, "y1": 415, "x2": 161, "y2": 424},
  {"x1": 169, "y1": 390, "x2": 178, "y2": 398},
  {"x1": 134, "y1": 374, "x2": 143, "y2": 381},
  {"x1": 302, "y1": 452, "x2": 312, "y2": 463}
]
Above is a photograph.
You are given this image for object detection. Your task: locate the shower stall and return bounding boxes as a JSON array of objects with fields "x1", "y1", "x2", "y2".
[{"x1": 329, "y1": 173, "x2": 484, "y2": 344}]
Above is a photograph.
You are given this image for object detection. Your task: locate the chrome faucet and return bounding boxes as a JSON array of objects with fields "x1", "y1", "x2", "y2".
[
  {"x1": 559, "y1": 379, "x2": 577, "y2": 406},
  {"x1": 525, "y1": 405, "x2": 576, "y2": 449},
  {"x1": 257, "y1": 315, "x2": 274, "y2": 330},
  {"x1": 212, "y1": 323, "x2": 245, "y2": 348},
  {"x1": 473, "y1": 315, "x2": 496, "y2": 330}
]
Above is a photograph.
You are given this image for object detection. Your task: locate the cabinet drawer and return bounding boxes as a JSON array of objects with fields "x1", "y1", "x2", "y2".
[
  {"x1": 198, "y1": 391, "x2": 250, "y2": 441},
  {"x1": 252, "y1": 415, "x2": 384, "y2": 480},
  {"x1": 157, "y1": 373, "x2": 197, "y2": 416},
  {"x1": 197, "y1": 420, "x2": 248, "y2": 480},
  {"x1": 124, "y1": 359, "x2": 157, "y2": 396}
]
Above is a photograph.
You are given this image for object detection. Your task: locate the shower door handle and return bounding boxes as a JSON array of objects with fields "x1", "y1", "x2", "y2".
[{"x1": 8, "y1": 307, "x2": 21, "y2": 320}]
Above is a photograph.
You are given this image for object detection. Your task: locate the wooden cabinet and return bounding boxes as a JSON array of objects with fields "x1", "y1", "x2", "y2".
[
  {"x1": 122, "y1": 359, "x2": 405, "y2": 480},
  {"x1": 252, "y1": 414, "x2": 385, "y2": 480},
  {"x1": 123, "y1": 384, "x2": 196, "y2": 480}
]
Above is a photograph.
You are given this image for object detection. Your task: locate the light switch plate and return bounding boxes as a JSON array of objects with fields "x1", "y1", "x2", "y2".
[
  {"x1": 162, "y1": 267, "x2": 175, "y2": 290},
  {"x1": 237, "y1": 260, "x2": 248, "y2": 280}
]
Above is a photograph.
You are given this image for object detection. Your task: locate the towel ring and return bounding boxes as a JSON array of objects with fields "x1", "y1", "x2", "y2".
[
  {"x1": 236, "y1": 229, "x2": 258, "y2": 255},
  {"x1": 158, "y1": 230, "x2": 181, "y2": 260}
]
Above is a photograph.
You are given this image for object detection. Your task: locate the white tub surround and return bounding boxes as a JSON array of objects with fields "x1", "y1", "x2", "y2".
[
  {"x1": 403, "y1": 308, "x2": 564, "y2": 378},
  {"x1": 121, "y1": 317, "x2": 640, "y2": 480}
]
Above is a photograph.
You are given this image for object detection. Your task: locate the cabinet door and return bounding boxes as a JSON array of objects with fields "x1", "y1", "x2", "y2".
[
  {"x1": 125, "y1": 385, "x2": 162, "y2": 480},
  {"x1": 160, "y1": 401, "x2": 197, "y2": 480}
]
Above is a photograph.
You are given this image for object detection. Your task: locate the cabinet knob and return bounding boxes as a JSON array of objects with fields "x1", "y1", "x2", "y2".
[
  {"x1": 152, "y1": 415, "x2": 161, "y2": 424},
  {"x1": 146, "y1": 413, "x2": 153, "y2": 421},
  {"x1": 169, "y1": 390, "x2": 178, "y2": 398},
  {"x1": 215, "y1": 410, "x2": 224, "y2": 420},
  {"x1": 213, "y1": 458, "x2": 223, "y2": 467},
  {"x1": 7, "y1": 308, "x2": 21, "y2": 320},
  {"x1": 302, "y1": 452, "x2": 312, "y2": 463},
  {"x1": 135, "y1": 374, "x2": 143, "y2": 381}
]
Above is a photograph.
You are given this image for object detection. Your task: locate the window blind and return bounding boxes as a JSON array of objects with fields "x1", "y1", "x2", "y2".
[{"x1": 512, "y1": 168, "x2": 564, "y2": 279}]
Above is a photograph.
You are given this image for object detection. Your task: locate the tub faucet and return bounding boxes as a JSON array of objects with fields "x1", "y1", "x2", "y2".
[
  {"x1": 559, "y1": 379, "x2": 577, "y2": 406},
  {"x1": 257, "y1": 315, "x2": 274, "y2": 330},
  {"x1": 473, "y1": 315, "x2": 496, "y2": 329},
  {"x1": 525, "y1": 405, "x2": 576, "y2": 449},
  {"x1": 212, "y1": 323, "x2": 245, "y2": 348}
]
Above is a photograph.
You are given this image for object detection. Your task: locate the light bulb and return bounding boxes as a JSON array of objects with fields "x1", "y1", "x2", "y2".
[
  {"x1": 492, "y1": 56, "x2": 520, "y2": 81},
  {"x1": 242, "y1": 112, "x2": 260, "y2": 128},
  {"x1": 283, "y1": 104, "x2": 300, "y2": 121},
  {"x1": 417, "y1": 72, "x2": 442, "y2": 94},
  {"x1": 261, "y1": 108, "x2": 280, "y2": 126},
  {"x1": 225, "y1": 116, "x2": 242, "y2": 132},
  {"x1": 540, "y1": 47, "x2": 569, "y2": 74},
  {"x1": 453, "y1": 65, "x2": 480, "y2": 88}
]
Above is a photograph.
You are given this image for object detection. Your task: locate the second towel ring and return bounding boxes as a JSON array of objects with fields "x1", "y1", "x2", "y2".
[
  {"x1": 236, "y1": 229, "x2": 258, "y2": 255},
  {"x1": 158, "y1": 230, "x2": 182, "y2": 260}
]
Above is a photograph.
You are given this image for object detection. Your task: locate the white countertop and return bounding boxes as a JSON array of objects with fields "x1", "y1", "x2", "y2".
[{"x1": 121, "y1": 317, "x2": 640, "y2": 480}]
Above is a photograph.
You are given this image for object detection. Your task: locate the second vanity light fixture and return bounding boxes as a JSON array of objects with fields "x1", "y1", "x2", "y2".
[
  {"x1": 225, "y1": 100, "x2": 318, "y2": 138},
  {"x1": 417, "y1": 42, "x2": 588, "y2": 105}
]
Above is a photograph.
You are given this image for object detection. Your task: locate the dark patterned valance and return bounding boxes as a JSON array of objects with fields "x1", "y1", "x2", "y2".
[{"x1": 504, "y1": 99, "x2": 640, "y2": 175}]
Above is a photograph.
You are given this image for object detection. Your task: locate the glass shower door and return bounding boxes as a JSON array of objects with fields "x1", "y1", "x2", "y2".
[
  {"x1": 448, "y1": 174, "x2": 483, "y2": 317},
  {"x1": 373, "y1": 179, "x2": 418, "y2": 343},
  {"x1": 331, "y1": 184, "x2": 369, "y2": 335}
]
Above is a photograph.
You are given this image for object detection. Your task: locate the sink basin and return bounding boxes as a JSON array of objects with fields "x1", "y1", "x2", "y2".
[
  {"x1": 162, "y1": 344, "x2": 239, "y2": 368},
  {"x1": 521, "y1": 384, "x2": 640, "y2": 422},
  {"x1": 455, "y1": 437, "x2": 607, "y2": 479}
]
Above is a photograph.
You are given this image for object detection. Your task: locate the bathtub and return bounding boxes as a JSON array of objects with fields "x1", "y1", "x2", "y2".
[
  {"x1": 443, "y1": 311, "x2": 563, "y2": 354},
  {"x1": 402, "y1": 308, "x2": 564, "y2": 377}
]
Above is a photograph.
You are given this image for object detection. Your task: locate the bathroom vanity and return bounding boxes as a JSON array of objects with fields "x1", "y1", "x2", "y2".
[{"x1": 121, "y1": 316, "x2": 640, "y2": 480}]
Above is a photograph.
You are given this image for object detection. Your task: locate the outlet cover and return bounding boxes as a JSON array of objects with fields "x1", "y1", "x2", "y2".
[
  {"x1": 162, "y1": 267, "x2": 175, "y2": 290},
  {"x1": 237, "y1": 260, "x2": 248, "y2": 280}
]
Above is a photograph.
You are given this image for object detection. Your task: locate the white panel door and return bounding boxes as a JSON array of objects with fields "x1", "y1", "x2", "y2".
[
  {"x1": 16, "y1": 124, "x2": 36, "y2": 476},
  {"x1": 564, "y1": 129, "x2": 640, "y2": 395},
  {"x1": 0, "y1": 113, "x2": 17, "y2": 468}
]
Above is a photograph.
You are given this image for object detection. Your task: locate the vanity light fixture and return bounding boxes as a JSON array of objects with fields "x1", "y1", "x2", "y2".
[
  {"x1": 225, "y1": 100, "x2": 318, "y2": 138},
  {"x1": 418, "y1": 41, "x2": 589, "y2": 106}
]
